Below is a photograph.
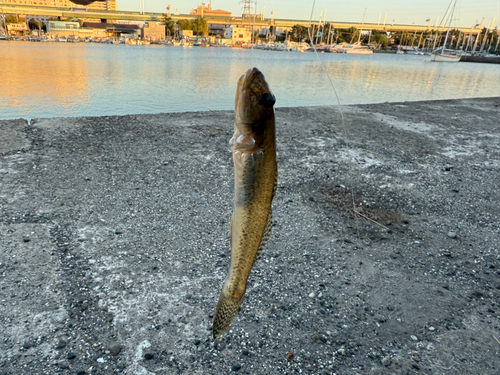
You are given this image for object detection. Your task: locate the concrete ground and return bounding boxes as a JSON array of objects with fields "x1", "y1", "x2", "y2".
[{"x1": 0, "y1": 97, "x2": 499, "y2": 375}]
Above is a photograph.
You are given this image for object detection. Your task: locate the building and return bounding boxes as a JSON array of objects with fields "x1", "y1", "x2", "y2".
[
  {"x1": 47, "y1": 20, "x2": 93, "y2": 38},
  {"x1": 190, "y1": 1, "x2": 231, "y2": 18},
  {"x1": 208, "y1": 23, "x2": 225, "y2": 37},
  {"x1": 179, "y1": 30, "x2": 193, "y2": 38},
  {"x1": 81, "y1": 22, "x2": 140, "y2": 39},
  {"x1": 0, "y1": 0, "x2": 117, "y2": 11},
  {"x1": 141, "y1": 22, "x2": 165, "y2": 41},
  {"x1": 6, "y1": 22, "x2": 29, "y2": 36},
  {"x1": 224, "y1": 25, "x2": 252, "y2": 43}
]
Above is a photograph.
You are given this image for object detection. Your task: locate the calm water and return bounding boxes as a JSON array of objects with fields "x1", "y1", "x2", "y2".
[{"x1": 0, "y1": 42, "x2": 499, "y2": 120}]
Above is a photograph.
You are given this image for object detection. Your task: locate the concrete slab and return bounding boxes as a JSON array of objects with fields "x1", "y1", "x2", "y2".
[{"x1": 0, "y1": 98, "x2": 499, "y2": 374}]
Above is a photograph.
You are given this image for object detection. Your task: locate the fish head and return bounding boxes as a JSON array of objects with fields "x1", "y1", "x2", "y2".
[{"x1": 234, "y1": 67, "x2": 275, "y2": 131}]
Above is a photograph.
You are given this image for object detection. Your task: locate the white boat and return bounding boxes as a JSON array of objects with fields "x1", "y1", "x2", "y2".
[
  {"x1": 406, "y1": 47, "x2": 425, "y2": 55},
  {"x1": 431, "y1": 0, "x2": 461, "y2": 62},
  {"x1": 432, "y1": 47, "x2": 462, "y2": 62},
  {"x1": 342, "y1": 43, "x2": 373, "y2": 54}
]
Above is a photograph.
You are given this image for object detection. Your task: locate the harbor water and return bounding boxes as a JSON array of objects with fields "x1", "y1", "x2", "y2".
[{"x1": 0, "y1": 41, "x2": 499, "y2": 120}]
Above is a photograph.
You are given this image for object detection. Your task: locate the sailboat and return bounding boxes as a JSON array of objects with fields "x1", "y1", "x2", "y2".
[
  {"x1": 341, "y1": 9, "x2": 373, "y2": 55},
  {"x1": 431, "y1": 0, "x2": 461, "y2": 62}
]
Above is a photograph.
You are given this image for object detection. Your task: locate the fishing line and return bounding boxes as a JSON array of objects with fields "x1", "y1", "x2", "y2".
[{"x1": 307, "y1": 0, "x2": 360, "y2": 237}]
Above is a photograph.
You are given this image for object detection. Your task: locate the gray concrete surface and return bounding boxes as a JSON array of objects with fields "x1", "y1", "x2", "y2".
[{"x1": 1, "y1": 98, "x2": 499, "y2": 375}]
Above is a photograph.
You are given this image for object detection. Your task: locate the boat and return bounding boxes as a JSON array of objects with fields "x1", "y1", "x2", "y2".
[
  {"x1": 340, "y1": 9, "x2": 373, "y2": 54},
  {"x1": 431, "y1": 0, "x2": 461, "y2": 62},
  {"x1": 341, "y1": 43, "x2": 374, "y2": 54},
  {"x1": 406, "y1": 47, "x2": 425, "y2": 55}
]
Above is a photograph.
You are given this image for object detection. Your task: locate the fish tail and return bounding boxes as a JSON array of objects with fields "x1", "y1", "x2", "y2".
[{"x1": 213, "y1": 288, "x2": 243, "y2": 339}]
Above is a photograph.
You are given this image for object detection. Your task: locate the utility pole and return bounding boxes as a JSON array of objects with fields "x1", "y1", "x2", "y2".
[{"x1": 241, "y1": 0, "x2": 251, "y2": 20}]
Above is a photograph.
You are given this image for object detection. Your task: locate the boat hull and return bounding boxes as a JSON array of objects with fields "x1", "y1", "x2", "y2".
[
  {"x1": 345, "y1": 49, "x2": 373, "y2": 54},
  {"x1": 431, "y1": 53, "x2": 461, "y2": 62}
]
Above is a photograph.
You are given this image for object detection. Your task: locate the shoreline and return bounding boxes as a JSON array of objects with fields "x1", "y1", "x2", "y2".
[
  {"x1": 1, "y1": 97, "x2": 499, "y2": 374},
  {"x1": 2, "y1": 95, "x2": 500, "y2": 122}
]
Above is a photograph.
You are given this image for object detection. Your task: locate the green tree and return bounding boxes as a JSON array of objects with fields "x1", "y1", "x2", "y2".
[
  {"x1": 191, "y1": 17, "x2": 207, "y2": 36},
  {"x1": 163, "y1": 16, "x2": 175, "y2": 37},
  {"x1": 5, "y1": 15, "x2": 18, "y2": 24},
  {"x1": 291, "y1": 24, "x2": 308, "y2": 42},
  {"x1": 177, "y1": 19, "x2": 192, "y2": 31},
  {"x1": 334, "y1": 27, "x2": 358, "y2": 43},
  {"x1": 370, "y1": 29, "x2": 388, "y2": 49},
  {"x1": 489, "y1": 30, "x2": 499, "y2": 54}
]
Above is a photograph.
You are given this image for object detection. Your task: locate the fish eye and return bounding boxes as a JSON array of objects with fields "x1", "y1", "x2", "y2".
[{"x1": 260, "y1": 93, "x2": 275, "y2": 108}]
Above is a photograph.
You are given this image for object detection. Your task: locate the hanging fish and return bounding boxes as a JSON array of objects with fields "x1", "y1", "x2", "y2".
[{"x1": 213, "y1": 67, "x2": 277, "y2": 339}]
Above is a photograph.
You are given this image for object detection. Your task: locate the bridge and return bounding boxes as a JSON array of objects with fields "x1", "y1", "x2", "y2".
[{"x1": 0, "y1": 3, "x2": 482, "y2": 36}]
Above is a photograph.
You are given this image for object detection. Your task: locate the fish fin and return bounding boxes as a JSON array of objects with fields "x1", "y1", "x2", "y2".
[
  {"x1": 230, "y1": 214, "x2": 233, "y2": 248},
  {"x1": 253, "y1": 212, "x2": 273, "y2": 265},
  {"x1": 213, "y1": 289, "x2": 244, "y2": 339}
]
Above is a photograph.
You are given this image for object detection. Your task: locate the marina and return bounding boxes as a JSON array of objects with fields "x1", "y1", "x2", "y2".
[{"x1": 1, "y1": 42, "x2": 498, "y2": 120}]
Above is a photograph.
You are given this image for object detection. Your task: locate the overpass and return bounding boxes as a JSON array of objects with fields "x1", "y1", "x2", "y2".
[{"x1": 0, "y1": 3, "x2": 482, "y2": 36}]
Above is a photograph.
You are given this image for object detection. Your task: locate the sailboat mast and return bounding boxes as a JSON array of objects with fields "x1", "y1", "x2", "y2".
[
  {"x1": 441, "y1": 0, "x2": 456, "y2": 51},
  {"x1": 358, "y1": 8, "x2": 367, "y2": 44}
]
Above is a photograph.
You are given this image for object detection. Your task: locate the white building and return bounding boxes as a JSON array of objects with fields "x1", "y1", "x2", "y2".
[{"x1": 224, "y1": 25, "x2": 252, "y2": 43}]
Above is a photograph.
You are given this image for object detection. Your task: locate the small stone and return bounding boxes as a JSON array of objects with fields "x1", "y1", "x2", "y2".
[
  {"x1": 412, "y1": 364, "x2": 420, "y2": 370},
  {"x1": 242, "y1": 349, "x2": 249, "y2": 356},
  {"x1": 337, "y1": 348, "x2": 346, "y2": 356},
  {"x1": 411, "y1": 335, "x2": 418, "y2": 341},
  {"x1": 55, "y1": 339, "x2": 67, "y2": 349},
  {"x1": 97, "y1": 358, "x2": 106, "y2": 363},
  {"x1": 193, "y1": 339, "x2": 201, "y2": 346},
  {"x1": 76, "y1": 371, "x2": 86, "y2": 375},
  {"x1": 232, "y1": 364, "x2": 242, "y2": 371},
  {"x1": 144, "y1": 353, "x2": 154, "y2": 360},
  {"x1": 447, "y1": 231, "x2": 457, "y2": 238},
  {"x1": 108, "y1": 343, "x2": 122, "y2": 356},
  {"x1": 67, "y1": 352, "x2": 76, "y2": 360},
  {"x1": 381, "y1": 355, "x2": 392, "y2": 367},
  {"x1": 308, "y1": 292, "x2": 315, "y2": 298},
  {"x1": 23, "y1": 237, "x2": 31, "y2": 243},
  {"x1": 429, "y1": 326, "x2": 435, "y2": 331},
  {"x1": 114, "y1": 231, "x2": 122, "y2": 235},
  {"x1": 22, "y1": 341, "x2": 33, "y2": 349}
]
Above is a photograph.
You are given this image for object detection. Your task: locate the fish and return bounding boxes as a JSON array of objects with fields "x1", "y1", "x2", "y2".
[{"x1": 212, "y1": 67, "x2": 277, "y2": 339}]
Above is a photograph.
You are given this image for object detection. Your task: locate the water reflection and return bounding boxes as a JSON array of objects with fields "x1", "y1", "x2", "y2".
[
  {"x1": 0, "y1": 43, "x2": 90, "y2": 118},
  {"x1": 0, "y1": 43, "x2": 498, "y2": 120}
]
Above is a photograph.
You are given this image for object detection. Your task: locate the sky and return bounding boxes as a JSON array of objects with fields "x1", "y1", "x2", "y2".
[{"x1": 122, "y1": 0, "x2": 499, "y2": 29}]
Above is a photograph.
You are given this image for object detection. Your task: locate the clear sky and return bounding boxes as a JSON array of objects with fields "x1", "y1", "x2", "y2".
[{"x1": 123, "y1": 0, "x2": 499, "y2": 29}]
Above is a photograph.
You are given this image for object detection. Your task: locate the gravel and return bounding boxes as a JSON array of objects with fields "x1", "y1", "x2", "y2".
[{"x1": 0, "y1": 97, "x2": 499, "y2": 374}]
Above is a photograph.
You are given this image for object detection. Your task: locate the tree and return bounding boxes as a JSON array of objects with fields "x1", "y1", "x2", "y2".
[
  {"x1": 490, "y1": 30, "x2": 499, "y2": 54},
  {"x1": 370, "y1": 29, "x2": 388, "y2": 49},
  {"x1": 163, "y1": 16, "x2": 175, "y2": 37},
  {"x1": 5, "y1": 15, "x2": 18, "y2": 24},
  {"x1": 177, "y1": 19, "x2": 192, "y2": 31},
  {"x1": 191, "y1": 17, "x2": 207, "y2": 36},
  {"x1": 291, "y1": 24, "x2": 308, "y2": 42},
  {"x1": 333, "y1": 27, "x2": 358, "y2": 43}
]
